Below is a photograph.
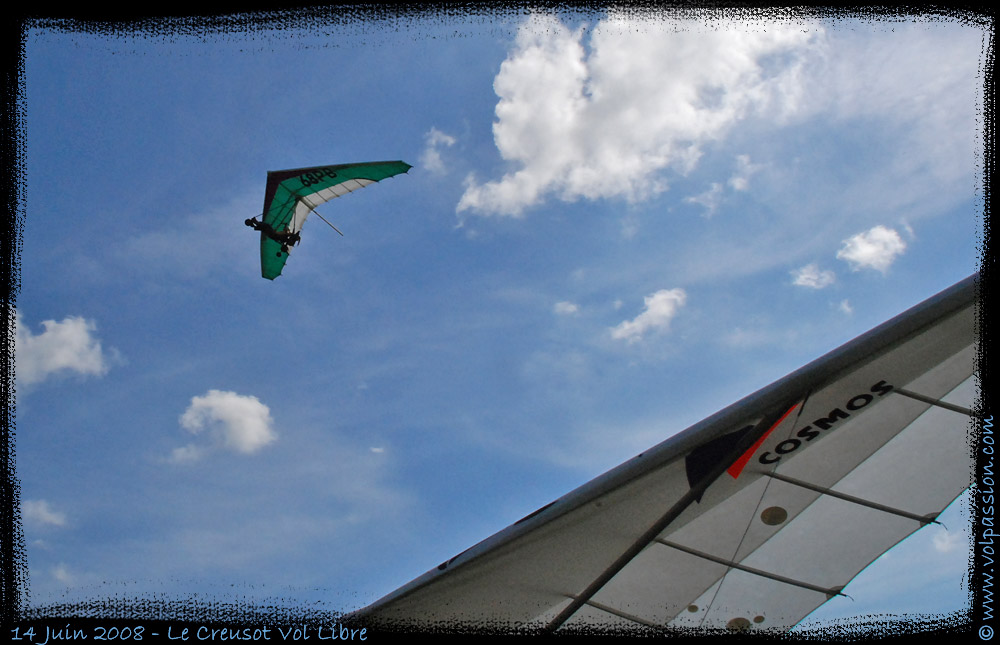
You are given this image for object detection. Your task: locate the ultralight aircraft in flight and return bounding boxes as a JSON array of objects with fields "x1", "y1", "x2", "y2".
[{"x1": 245, "y1": 160, "x2": 411, "y2": 280}]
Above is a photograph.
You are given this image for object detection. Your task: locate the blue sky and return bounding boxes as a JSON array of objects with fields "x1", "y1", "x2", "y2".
[{"x1": 15, "y1": 9, "x2": 984, "y2": 629}]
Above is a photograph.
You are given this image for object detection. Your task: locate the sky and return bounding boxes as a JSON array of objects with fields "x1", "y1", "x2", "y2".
[{"x1": 13, "y1": 7, "x2": 986, "y2": 632}]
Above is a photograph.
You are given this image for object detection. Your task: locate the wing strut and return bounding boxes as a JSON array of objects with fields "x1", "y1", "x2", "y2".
[
  {"x1": 311, "y1": 208, "x2": 345, "y2": 236},
  {"x1": 544, "y1": 401, "x2": 801, "y2": 632},
  {"x1": 298, "y1": 195, "x2": 345, "y2": 236}
]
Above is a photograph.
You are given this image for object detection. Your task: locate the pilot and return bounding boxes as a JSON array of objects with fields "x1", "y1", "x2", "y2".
[{"x1": 245, "y1": 217, "x2": 301, "y2": 247}]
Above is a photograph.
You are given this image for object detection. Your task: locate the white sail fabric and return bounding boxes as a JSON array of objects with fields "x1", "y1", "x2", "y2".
[
  {"x1": 290, "y1": 179, "x2": 376, "y2": 235},
  {"x1": 355, "y1": 275, "x2": 977, "y2": 633}
]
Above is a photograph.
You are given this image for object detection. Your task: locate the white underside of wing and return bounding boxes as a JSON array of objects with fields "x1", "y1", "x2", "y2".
[{"x1": 289, "y1": 179, "x2": 376, "y2": 234}]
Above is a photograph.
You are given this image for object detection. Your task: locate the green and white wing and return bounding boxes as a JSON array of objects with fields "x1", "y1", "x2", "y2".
[{"x1": 258, "y1": 160, "x2": 411, "y2": 280}]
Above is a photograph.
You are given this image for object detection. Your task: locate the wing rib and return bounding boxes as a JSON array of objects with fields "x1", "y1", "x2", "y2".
[
  {"x1": 655, "y1": 539, "x2": 847, "y2": 598},
  {"x1": 570, "y1": 597, "x2": 664, "y2": 629},
  {"x1": 762, "y1": 471, "x2": 939, "y2": 525},
  {"x1": 892, "y1": 387, "x2": 975, "y2": 417}
]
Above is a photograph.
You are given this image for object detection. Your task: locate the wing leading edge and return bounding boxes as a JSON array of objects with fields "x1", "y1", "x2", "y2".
[{"x1": 354, "y1": 274, "x2": 977, "y2": 633}]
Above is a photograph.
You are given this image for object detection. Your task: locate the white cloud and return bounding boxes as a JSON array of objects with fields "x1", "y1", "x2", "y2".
[
  {"x1": 932, "y1": 528, "x2": 961, "y2": 554},
  {"x1": 420, "y1": 127, "x2": 457, "y2": 175},
  {"x1": 686, "y1": 155, "x2": 761, "y2": 216},
  {"x1": 728, "y1": 154, "x2": 762, "y2": 191},
  {"x1": 839, "y1": 299, "x2": 853, "y2": 315},
  {"x1": 554, "y1": 301, "x2": 579, "y2": 315},
  {"x1": 836, "y1": 225, "x2": 906, "y2": 273},
  {"x1": 456, "y1": 14, "x2": 815, "y2": 217},
  {"x1": 169, "y1": 444, "x2": 204, "y2": 463},
  {"x1": 174, "y1": 390, "x2": 276, "y2": 461},
  {"x1": 52, "y1": 564, "x2": 74, "y2": 585},
  {"x1": 14, "y1": 311, "x2": 113, "y2": 387},
  {"x1": 22, "y1": 500, "x2": 67, "y2": 527},
  {"x1": 684, "y1": 183, "x2": 723, "y2": 217},
  {"x1": 791, "y1": 263, "x2": 836, "y2": 289},
  {"x1": 611, "y1": 288, "x2": 687, "y2": 343}
]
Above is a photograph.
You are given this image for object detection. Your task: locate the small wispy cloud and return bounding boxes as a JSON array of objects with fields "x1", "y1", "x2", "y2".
[
  {"x1": 932, "y1": 528, "x2": 961, "y2": 554},
  {"x1": 173, "y1": 390, "x2": 276, "y2": 462},
  {"x1": 52, "y1": 564, "x2": 74, "y2": 585},
  {"x1": 420, "y1": 127, "x2": 457, "y2": 175},
  {"x1": 611, "y1": 288, "x2": 686, "y2": 343},
  {"x1": 684, "y1": 182, "x2": 723, "y2": 217},
  {"x1": 728, "y1": 154, "x2": 762, "y2": 191},
  {"x1": 22, "y1": 500, "x2": 67, "y2": 527},
  {"x1": 839, "y1": 299, "x2": 853, "y2": 315},
  {"x1": 686, "y1": 155, "x2": 761, "y2": 217},
  {"x1": 791, "y1": 263, "x2": 835, "y2": 289},
  {"x1": 554, "y1": 301, "x2": 579, "y2": 315},
  {"x1": 169, "y1": 444, "x2": 204, "y2": 463},
  {"x1": 14, "y1": 311, "x2": 115, "y2": 387},
  {"x1": 836, "y1": 225, "x2": 906, "y2": 273}
]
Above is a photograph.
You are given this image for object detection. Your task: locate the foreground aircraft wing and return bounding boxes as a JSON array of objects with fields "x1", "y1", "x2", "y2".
[
  {"x1": 354, "y1": 274, "x2": 977, "y2": 633},
  {"x1": 258, "y1": 160, "x2": 411, "y2": 280}
]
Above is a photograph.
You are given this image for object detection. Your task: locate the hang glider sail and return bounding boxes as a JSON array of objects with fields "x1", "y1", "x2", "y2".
[
  {"x1": 352, "y1": 274, "x2": 978, "y2": 634},
  {"x1": 246, "y1": 160, "x2": 411, "y2": 279}
]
